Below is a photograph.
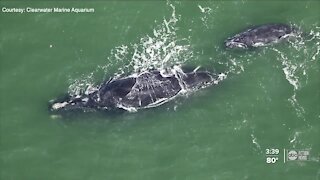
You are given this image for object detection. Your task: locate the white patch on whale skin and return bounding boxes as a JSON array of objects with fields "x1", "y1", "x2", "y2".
[
  {"x1": 252, "y1": 42, "x2": 268, "y2": 47},
  {"x1": 144, "y1": 98, "x2": 171, "y2": 108},
  {"x1": 236, "y1": 44, "x2": 248, "y2": 48},
  {"x1": 116, "y1": 104, "x2": 137, "y2": 112},
  {"x1": 226, "y1": 41, "x2": 247, "y2": 49},
  {"x1": 82, "y1": 97, "x2": 89, "y2": 102},
  {"x1": 52, "y1": 102, "x2": 69, "y2": 110}
]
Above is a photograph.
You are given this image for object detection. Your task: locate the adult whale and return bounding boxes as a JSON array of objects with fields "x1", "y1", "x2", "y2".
[
  {"x1": 225, "y1": 23, "x2": 299, "y2": 49},
  {"x1": 49, "y1": 67, "x2": 220, "y2": 113}
]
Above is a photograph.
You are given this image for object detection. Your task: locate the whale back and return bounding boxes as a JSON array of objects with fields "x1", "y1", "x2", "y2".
[
  {"x1": 225, "y1": 23, "x2": 297, "y2": 49},
  {"x1": 49, "y1": 68, "x2": 216, "y2": 112},
  {"x1": 109, "y1": 71, "x2": 182, "y2": 108},
  {"x1": 182, "y1": 71, "x2": 214, "y2": 89}
]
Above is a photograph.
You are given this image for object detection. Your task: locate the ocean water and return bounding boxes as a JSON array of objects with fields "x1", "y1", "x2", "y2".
[{"x1": 0, "y1": 1, "x2": 319, "y2": 180}]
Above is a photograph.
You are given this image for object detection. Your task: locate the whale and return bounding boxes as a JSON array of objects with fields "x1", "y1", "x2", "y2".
[
  {"x1": 225, "y1": 23, "x2": 298, "y2": 49},
  {"x1": 49, "y1": 67, "x2": 218, "y2": 113}
]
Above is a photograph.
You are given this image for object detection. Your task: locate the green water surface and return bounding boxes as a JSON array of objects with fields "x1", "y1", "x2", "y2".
[{"x1": 1, "y1": 1, "x2": 319, "y2": 180}]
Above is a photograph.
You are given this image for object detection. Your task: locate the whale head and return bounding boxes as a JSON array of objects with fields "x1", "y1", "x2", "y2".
[{"x1": 49, "y1": 94, "x2": 98, "y2": 113}]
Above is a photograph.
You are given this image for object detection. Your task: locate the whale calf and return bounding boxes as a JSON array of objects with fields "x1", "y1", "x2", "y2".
[
  {"x1": 50, "y1": 67, "x2": 217, "y2": 113},
  {"x1": 225, "y1": 23, "x2": 298, "y2": 49}
]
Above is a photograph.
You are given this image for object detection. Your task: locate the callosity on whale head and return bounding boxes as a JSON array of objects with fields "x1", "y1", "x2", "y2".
[
  {"x1": 49, "y1": 67, "x2": 218, "y2": 113},
  {"x1": 225, "y1": 23, "x2": 299, "y2": 49},
  {"x1": 49, "y1": 93, "x2": 98, "y2": 112}
]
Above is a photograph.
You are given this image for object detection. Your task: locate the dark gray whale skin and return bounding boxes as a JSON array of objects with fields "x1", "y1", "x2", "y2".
[
  {"x1": 225, "y1": 23, "x2": 298, "y2": 49},
  {"x1": 49, "y1": 68, "x2": 215, "y2": 112}
]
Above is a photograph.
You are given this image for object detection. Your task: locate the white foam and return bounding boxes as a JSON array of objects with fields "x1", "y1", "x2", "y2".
[
  {"x1": 251, "y1": 133, "x2": 261, "y2": 150},
  {"x1": 269, "y1": 24, "x2": 320, "y2": 123},
  {"x1": 289, "y1": 131, "x2": 301, "y2": 148},
  {"x1": 214, "y1": 73, "x2": 227, "y2": 84},
  {"x1": 198, "y1": 4, "x2": 218, "y2": 28}
]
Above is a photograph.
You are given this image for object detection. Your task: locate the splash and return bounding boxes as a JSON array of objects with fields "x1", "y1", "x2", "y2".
[
  {"x1": 68, "y1": 72, "x2": 96, "y2": 96},
  {"x1": 270, "y1": 23, "x2": 320, "y2": 122},
  {"x1": 64, "y1": 4, "x2": 228, "y2": 112},
  {"x1": 198, "y1": 5, "x2": 213, "y2": 28},
  {"x1": 197, "y1": 3, "x2": 219, "y2": 29},
  {"x1": 251, "y1": 133, "x2": 261, "y2": 152},
  {"x1": 105, "y1": 4, "x2": 192, "y2": 74},
  {"x1": 68, "y1": 4, "x2": 193, "y2": 96},
  {"x1": 289, "y1": 131, "x2": 301, "y2": 147},
  {"x1": 270, "y1": 47, "x2": 306, "y2": 120}
]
